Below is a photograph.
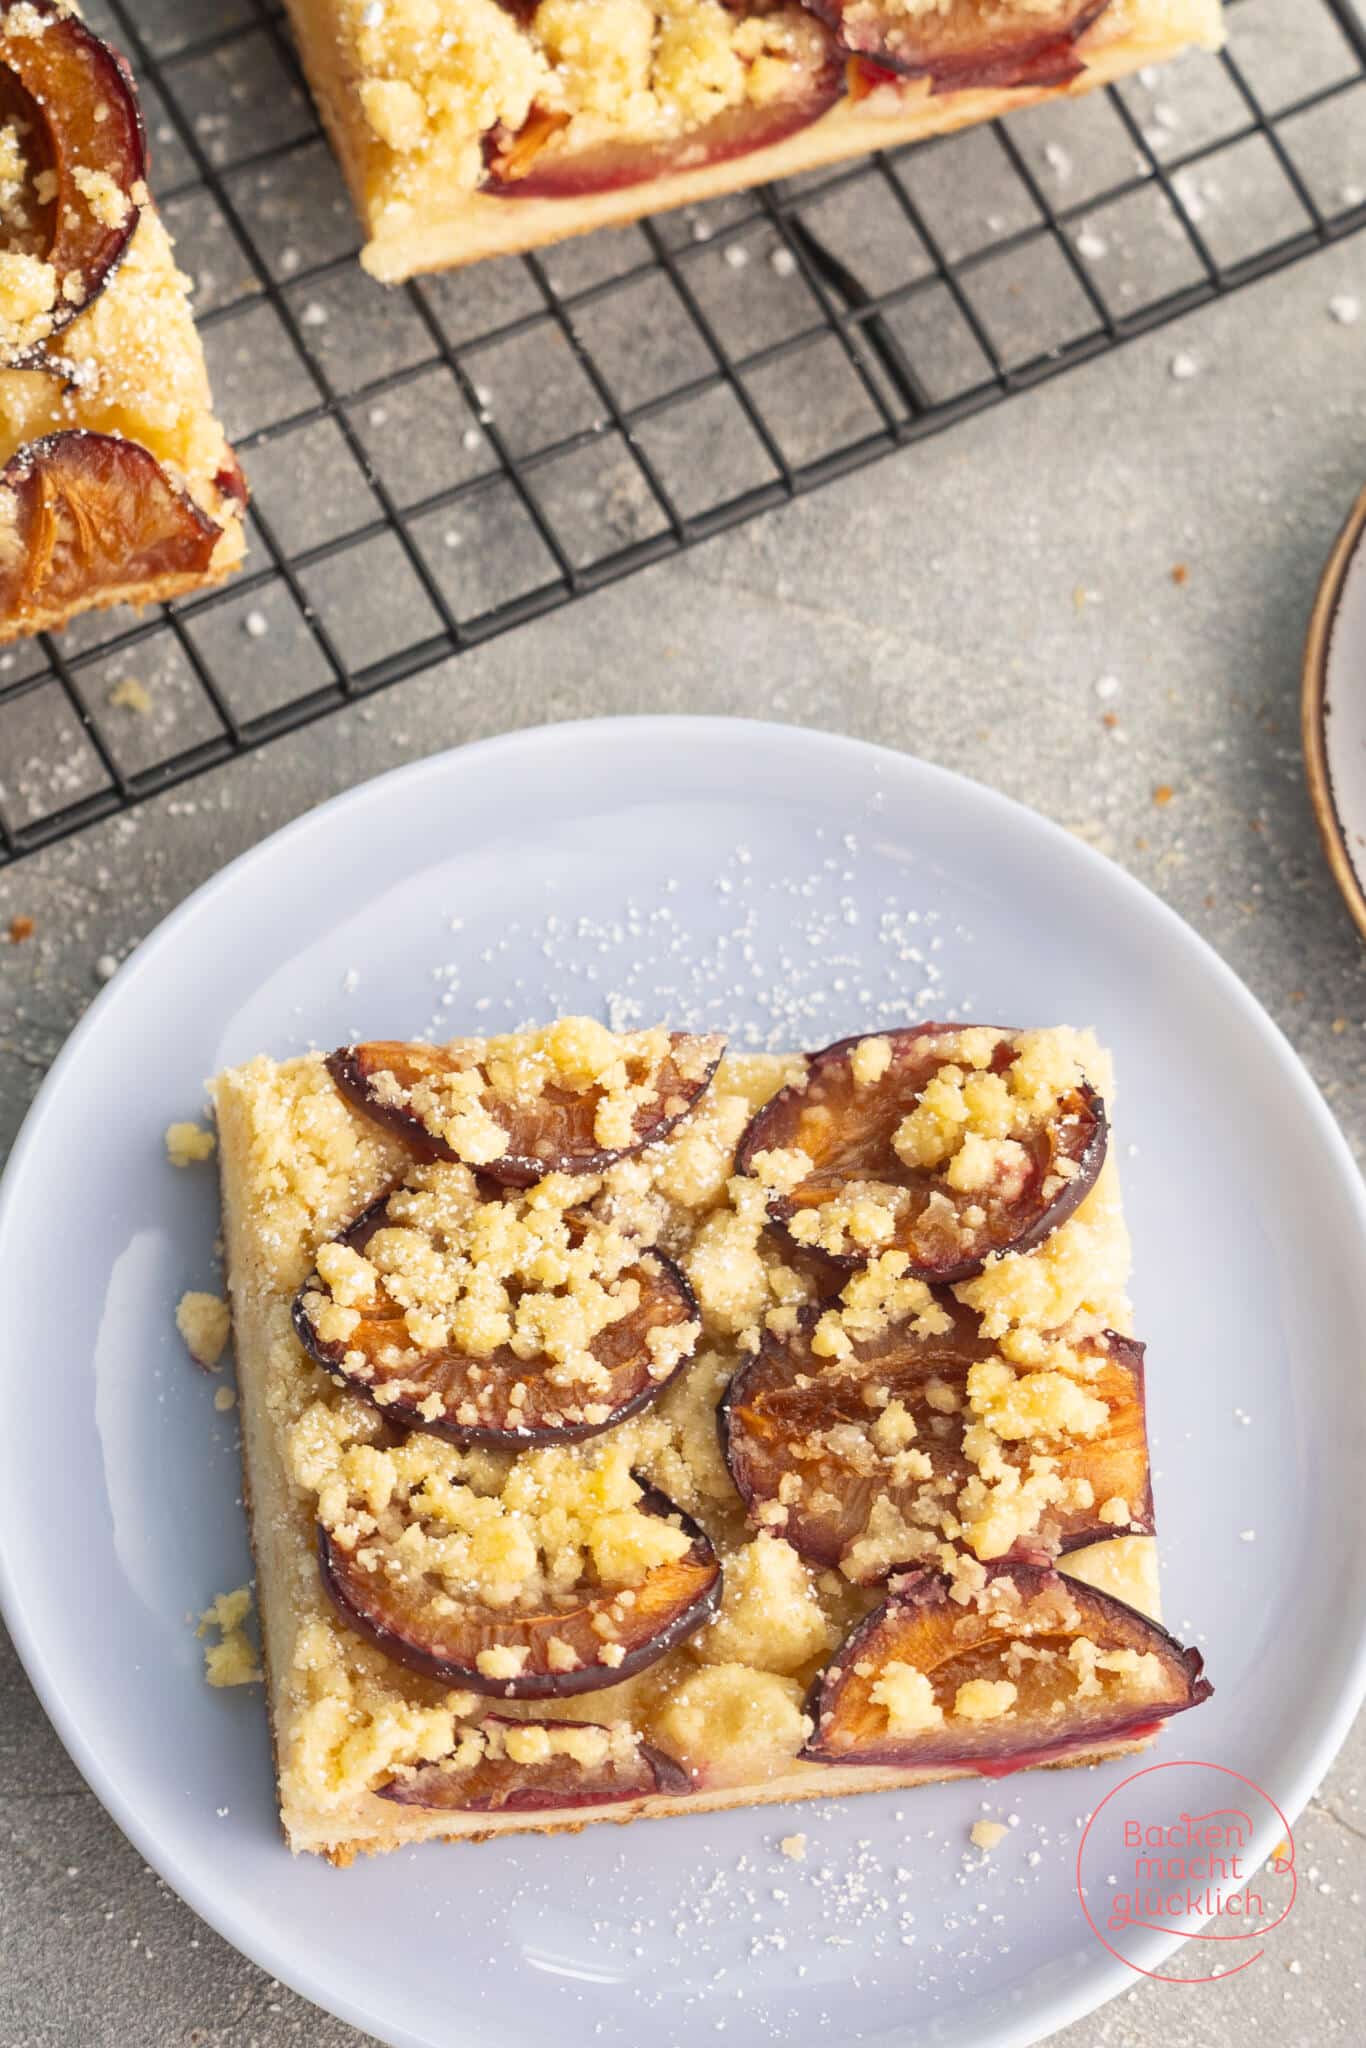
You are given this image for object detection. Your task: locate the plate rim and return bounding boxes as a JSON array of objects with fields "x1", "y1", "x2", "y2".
[
  {"x1": 1302, "y1": 477, "x2": 1366, "y2": 946},
  {"x1": 3, "y1": 713, "x2": 1366, "y2": 2048}
]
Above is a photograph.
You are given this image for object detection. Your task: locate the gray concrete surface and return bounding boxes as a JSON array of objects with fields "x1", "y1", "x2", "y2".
[{"x1": 2, "y1": 227, "x2": 1365, "y2": 2044}]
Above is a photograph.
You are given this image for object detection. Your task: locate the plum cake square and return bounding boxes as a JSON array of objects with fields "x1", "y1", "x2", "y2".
[
  {"x1": 212, "y1": 1018, "x2": 1210, "y2": 1862},
  {"x1": 280, "y1": 2, "x2": 1225, "y2": 283},
  {"x1": 0, "y1": 2, "x2": 245, "y2": 643}
]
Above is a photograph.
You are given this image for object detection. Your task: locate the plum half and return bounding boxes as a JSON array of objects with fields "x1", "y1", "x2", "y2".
[
  {"x1": 0, "y1": 431, "x2": 222, "y2": 632},
  {"x1": 482, "y1": 5, "x2": 842, "y2": 199},
  {"x1": 320, "y1": 1485, "x2": 721, "y2": 1698},
  {"x1": 808, "y1": 1, "x2": 1112, "y2": 93},
  {"x1": 736, "y1": 1024, "x2": 1107, "y2": 1282},
  {"x1": 378, "y1": 1715, "x2": 689, "y2": 1813},
  {"x1": 803, "y1": 1561, "x2": 1210, "y2": 1771},
  {"x1": 293, "y1": 1191, "x2": 700, "y2": 1448},
  {"x1": 327, "y1": 1033, "x2": 725, "y2": 1186},
  {"x1": 723, "y1": 1304, "x2": 1151, "y2": 1580},
  {"x1": 0, "y1": 1, "x2": 147, "y2": 360}
]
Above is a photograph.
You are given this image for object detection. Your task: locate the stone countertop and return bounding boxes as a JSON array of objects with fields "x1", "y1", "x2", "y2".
[{"x1": 1, "y1": 225, "x2": 1364, "y2": 2044}]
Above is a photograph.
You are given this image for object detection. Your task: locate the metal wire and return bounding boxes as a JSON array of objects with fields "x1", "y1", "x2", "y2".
[{"x1": 0, "y1": 0, "x2": 1361, "y2": 864}]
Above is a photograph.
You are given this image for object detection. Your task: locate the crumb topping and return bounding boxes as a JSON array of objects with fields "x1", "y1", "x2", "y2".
[
  {"x1": 845, "y1": 1567, "x2": 1176, "y2": 1754},
  {"x1": 892, "y1": 1028, "x2": 1090, "y2": 1170},
  {"x1": 777, "y1": 1027, "x2": 1100, "y2": 1263},
  {"x1": 356, "y1": 1018, "x2": 717, "y2": 1166},
  {"x1": 0, "y1": 5, "x2": 146, "y2": 357},
  {"x1": 177, "y1": 1289, "x2": 231, "y2": 1369},
  {"x1": 0, "y1": 210, "x2": 239, "y2": 527},
  {"x1": 166, "y1": 1118, "x2": 216, "y2": 1167},
  {"x1": 651, "y1": 1662, "x2": 810, "y2": 1783},
  {"x1": 0, "y1": 100, "x2": 59, "y2": 359},
  {"x1": 1067, "y1": 1635, "x2": 1165, "y2": 1698},
  {"x1": 293, "y1": 1397, "x2": 693, "y2": 1618},
  {"x1": 198, "y1": 1584, "x2": 261, "y2": 1688},
  {"x1": 688, "y1": 1533, "x2": 832, "y2": 1674},
  {"x1": 953, "y1": 1675, "x2": 1018, "y2": 1720},
  {"x1": 870, "y1": 1659, "x2": 943, "y2": 1735},
  {"x1": 344, "y1": 0, "x2": 831, "y2": 204},
  {"x1": 301, "y1": 1164, "x2": 697, "y2": 1417}
]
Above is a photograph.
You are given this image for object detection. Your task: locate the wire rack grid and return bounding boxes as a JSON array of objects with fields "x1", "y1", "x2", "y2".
[{"x1": 0, "y1": 0, "x2": 1362, "y2": 868}]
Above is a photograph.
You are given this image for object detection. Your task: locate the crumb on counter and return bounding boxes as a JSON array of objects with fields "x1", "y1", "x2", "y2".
[
  {"x1": 166, "y1": 1119, "x2": 216, "y2": 1167},
  {"x1": 779, "y1": 1832, "x2": 807, "y2": 1862},
  {"x1": 197, "y1": 1585, "x2": 262, "y2": 1688},
  {"x1": 177, "y1": 1289, "x2": 231, "y2": 1369},
  {"x1": 108, "y1": 677, "x2": 152, "y2": 714}
]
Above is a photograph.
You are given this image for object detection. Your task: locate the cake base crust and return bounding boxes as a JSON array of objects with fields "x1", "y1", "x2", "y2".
[
  {"x1": 313, "y1": 1731, "x2": 1156, "y2": 1865},
  {"x1": 0, "y1": 550, "x2": 243, "y2": 646}
]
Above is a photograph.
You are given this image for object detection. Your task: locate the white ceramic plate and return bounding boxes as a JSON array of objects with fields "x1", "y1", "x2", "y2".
[{"x1": 3, "y1": 717, "x2": 1365, "y2": 2048}]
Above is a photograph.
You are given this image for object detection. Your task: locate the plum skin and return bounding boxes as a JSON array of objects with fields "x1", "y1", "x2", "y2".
[
  {"x1": 481, "y1": 6, "x2": 844, "y2": 200},
  {"x1": 802, "y1": 1561, "x2": 1212, "y2": 1772},
  {"x1": 326, "y1": 1034, "x2": 725, "y2": 1187},
  {"x1": 0, "y1": 431, "x2": 224, "y2": 626},
  {"x1": 319, "y1": 1485, "x2": 723, "y2": 1699},
  {"x1": 0, "y1": 0, "x2": 148, "y2": 361},
  {"x1": 720, "y1": 1306, "x2": 1154, "y2": 1576},
  {"x1": 293, "y1": 1190, "x2": 702, "y2": 1449},
  {"x1": 735, "y1": 1022, "x2": 1109, "y2": 1285},
  {"x1": 806, "y1": 1, "x2": 1113, "y2": 92},
  {"x1": 377, "y1": 1715, "x2": 691, "y2": 1812}
]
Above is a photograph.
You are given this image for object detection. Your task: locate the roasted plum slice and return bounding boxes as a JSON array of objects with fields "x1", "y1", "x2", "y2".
[
  {"x1": 0, "y1": 431, "x2": 222, "y2": 634},
  {"x1": 0, "y1": 1, "x2": 146, "y2": 360},
  {"x1": 293, "y1": 1190, "x2": 700, "y2": 1448},
  {"x1": 483, "y1": 5, "x2": 842, "y2": 199},
  {"x1": 809, "y1": 0, "x2": 1112, "y2": 93},
  {"x1": 321, "y1": 1486, "x2": 721, "y2": 1698},
  {"x1": 378, "y1": 1716, "x2": 689, "y2": 1813},
  {"x1": 736, "y1": 1024, "x2": 1107, "y2": 1282},
  {"x1": 723, "y1": 1304, "x2": 1151, "y2": 1580},
  {"x1": 327, "y1": 1030, "x2": 725, "y2": 1185},
  {"x1": 803, "y1": 1561, "x2": 1210, "y2": 1771}
]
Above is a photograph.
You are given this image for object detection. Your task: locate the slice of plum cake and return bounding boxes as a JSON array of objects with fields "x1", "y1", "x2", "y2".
[
  {"x1": 280, "y1": 0, "x2": 1224, "y2": 282},
  {"x1": 0, "y1": 2, "x2": 245, "y2": 642},
  {"x1": 212, "y1": 1019, "x2": 1210, "y2": 1860}
]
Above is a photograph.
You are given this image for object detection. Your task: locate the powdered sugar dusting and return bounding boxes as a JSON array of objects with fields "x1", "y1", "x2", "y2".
[{"x1": 418, "y1": 813, "x2": 977, "y2": 1047}]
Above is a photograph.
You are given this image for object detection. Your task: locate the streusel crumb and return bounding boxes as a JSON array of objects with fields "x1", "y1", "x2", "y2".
[
  {"x1": 177, "y1": 1289, "x2": 231, "y2": 1369},
  {"x1": 166, "y1": 1120, "x2": 216, "y2": 1167},
  {"x1": 198, "y1": 1585, "x2": 261, "y2": 1688}
]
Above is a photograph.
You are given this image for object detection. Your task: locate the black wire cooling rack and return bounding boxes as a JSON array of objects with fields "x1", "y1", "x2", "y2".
[{"x1": 0, "y1": 0, "x2": 1363, "y2": 865}]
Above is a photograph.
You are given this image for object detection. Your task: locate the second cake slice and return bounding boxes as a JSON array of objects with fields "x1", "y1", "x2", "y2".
[{"x1": 0, "y1": 2, "x2": 245, "y2": 643}]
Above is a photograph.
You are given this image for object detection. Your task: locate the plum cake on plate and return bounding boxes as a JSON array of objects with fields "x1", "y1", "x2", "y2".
[
  {"x1": 0, "y1": 2, "x2": 244, "y2": 642},
  {"x1": 212, "y1": 1017, "x2": 1211, "y2": 1861},
  {"x1": 280, "y1": 1, "x2": 1225, "y2": 282}
]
